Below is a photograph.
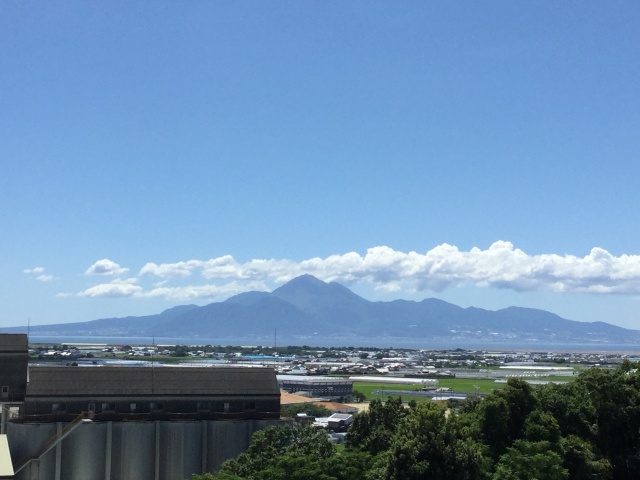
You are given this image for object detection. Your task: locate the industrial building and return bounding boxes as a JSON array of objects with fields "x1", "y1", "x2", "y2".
[
  {"x1": 0, "y1": 334, "x2": 283, "y2": 480},
  {"x1": 24, "y1": 366, "x2": 280, "y2": 422},
  {"x1": 0, "y1": 335, "x2": 28, "y2": 404},
  {"x1": 277, "y1": 375, "x2": 353, "y2": 400}
]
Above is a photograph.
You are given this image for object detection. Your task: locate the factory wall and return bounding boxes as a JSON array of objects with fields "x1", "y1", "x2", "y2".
[
  {"x1": 0, "y1": 334, "x2": 28, "y2": 402},
  {"x1": 9, "y1": 419, "x2": 286, "y2": 480}
]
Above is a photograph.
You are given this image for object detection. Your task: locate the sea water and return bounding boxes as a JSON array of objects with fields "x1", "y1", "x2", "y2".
[{"x1": 28, "y1": 334, "x2": 640, "y2": 353}]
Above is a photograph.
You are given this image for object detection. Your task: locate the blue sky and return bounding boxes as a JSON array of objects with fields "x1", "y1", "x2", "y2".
[{"x1": 2, "y1": 2, "x2": 640, "y2": 330}]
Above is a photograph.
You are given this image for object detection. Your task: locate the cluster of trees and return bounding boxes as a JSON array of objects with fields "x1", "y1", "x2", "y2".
[
  {"x1": 192, "y1": 362, "x2": 640, "y2": 479},
  {"x1": 281, "y1": 403, "x2": 331, "y2": 418}
]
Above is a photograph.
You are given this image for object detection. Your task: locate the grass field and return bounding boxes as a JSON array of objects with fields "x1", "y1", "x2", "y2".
[
  {"x1": 354, "y1": 379, "x2": 496, "y2": 401},
  {"x1": 353, "y1": 375, "x2": 576, "y2": 401}
]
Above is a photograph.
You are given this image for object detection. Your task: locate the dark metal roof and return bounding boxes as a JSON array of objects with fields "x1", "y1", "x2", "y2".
[{"x1": 26, "y1": 366, "x2": 279, "y2": 397}]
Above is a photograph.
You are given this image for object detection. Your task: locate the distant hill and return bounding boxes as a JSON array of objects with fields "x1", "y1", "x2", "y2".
[{"x1": 4, "y1": 275, "x2": 640, "y2": 344}]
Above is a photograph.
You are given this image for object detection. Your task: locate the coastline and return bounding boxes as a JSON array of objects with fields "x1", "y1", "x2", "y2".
[{"x1": 27, "y1": 334, "x2": 640, "y2": 354}]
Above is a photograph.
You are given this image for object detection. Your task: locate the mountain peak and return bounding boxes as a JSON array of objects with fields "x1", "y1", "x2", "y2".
[
  {"x1": 272, "y1": 275, "x2": 367, "y2": 314},
  {"x1": 283, "y1": 274, "x2": 326, "y2": 287},
  {"x1": 271, "y1": 274, "x2": 328, "y2": 295}
]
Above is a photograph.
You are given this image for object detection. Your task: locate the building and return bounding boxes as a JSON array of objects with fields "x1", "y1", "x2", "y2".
[
  {"x1": 0, "y1": 335, "x2": 280, "y2": 424},
  {"x1": 327, "y1": 413, "x2": 354, "y2": 432},
  {"x1": 0, "y1": 335, "x2": 28, "y2": 403},
  {"x1": 23, "y1": 366, "x2": 280, "y2": 422},
  {"x1": 277, "y1": 375, "x2": 353, "y2": 400},
  {"x1": 312, "y1": 413, "x2": 354, "y2": 432},
  {"x1": 0, "y1": 335, "x2": 285, "y2": 480}
]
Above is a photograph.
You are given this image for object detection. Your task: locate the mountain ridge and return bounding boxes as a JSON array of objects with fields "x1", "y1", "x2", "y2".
[{"x1": 3, "y1": 275, "x2": 639, "y2": 344}]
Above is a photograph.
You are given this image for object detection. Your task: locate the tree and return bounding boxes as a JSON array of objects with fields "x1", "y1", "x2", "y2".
[
  {"x1": 377, "y1": 402, "x2": 489, "y2": 480},
  {"x1": 493, "y1": 440, "x2": 568, "y2": 480},
  {"x1": 498, "y1": 379, "x2": 537, "y2": 442},
  {"x1": 219, "y1": 425, "x2": 334, "y2": 479},
  {"x1": 211, "y1": 424, "x2": 373, "y2": 480},
  {"x1": 477, "y1": 379, "x2": 537, "y2": 459},
  {"x1": 523, "y1": 411, "x2": 561, "y2": 445},
  {"x1": 536, "y1": 382, "x2": 596, "y2": 439},
  {"x1": 575, "y1": 363, "x2": 640, "y2": 479},
  {"x1": 559, "y1": 435, "x2": 611, "y2": 480},
  {"x1": 352, "y1": 390, "x2": 366, "y2": 403},
  {"x1": 281, "y1": 403, "x2": 330, "y2": 418},
  {"x1": 173, "y1": 345, "x2": 190, "y2": 357},
  {"x1": 346, "y1": 396, "x2": 408, "y2": 455},
  {"x1": 244, "y1": 450, "x2": 374, "y2": 480},
  {"x1": 251, "y1": 455, "x2": 336, "y2": 480},
  {"x1": 477, "y1": 395, "x2": 511, "y2": 459}
]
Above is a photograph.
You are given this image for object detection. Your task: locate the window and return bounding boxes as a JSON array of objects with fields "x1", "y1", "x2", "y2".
[
  {"x1": 224, "y1": 402, "x2": 230, "y2": 413},
  {"x1": 130, "y1": 403, "x2": 137, "y2": 412},
  {"x1": 52, "y1": 403, "x2": 65, "y2": 412},
  {"x1": 1, "y1": 386, "x2": 8, "y2": 397}
]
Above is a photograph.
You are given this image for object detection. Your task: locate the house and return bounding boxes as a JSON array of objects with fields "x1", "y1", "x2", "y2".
[{"x1": 327, "y1": 413, "x2": 353, "y2": 432}]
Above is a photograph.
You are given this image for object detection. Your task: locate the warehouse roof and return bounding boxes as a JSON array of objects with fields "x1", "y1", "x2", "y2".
[
  {"x1": 277, "y1": 375, "x2": 353, "y2": 384},
  {"x1": 26, "y1": 366, "x2": 279, "y2": 397}
]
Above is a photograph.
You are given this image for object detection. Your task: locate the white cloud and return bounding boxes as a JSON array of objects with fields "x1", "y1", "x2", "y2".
[
  {"x1": 139, "y1": 256, "x2": 251, "y2": 279},
  {"x1": 24, "y1": 267, "x2": 45, "y2": 274},
  {"x1": 78, "y1": 242, "x2": 640, "y2": 301},
  {"x1": 143, "y1": 281, "x2": 262, "y2": 301},
  {"x1": 85, "y1": 259, "x2": 129, "y2": 276},
  {"x1": 139, "y1": 260, "x2": 199, "y2": 278},
  {"x1": 24, "y1": 266, "x2": 55, "y2": 281},
  {"x1": 78, "y1": 282, "x2": 143, "y2": 298}
]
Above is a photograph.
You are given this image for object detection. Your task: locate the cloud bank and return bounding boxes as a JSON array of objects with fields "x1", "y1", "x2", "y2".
[{"x1": 75, "y1": 242, "x2": 640, "y2": 301}]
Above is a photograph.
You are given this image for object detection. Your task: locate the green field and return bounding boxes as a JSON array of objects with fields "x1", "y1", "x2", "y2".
[
  {"x1": 353, "y1": 375, "x2": 575, "y2": 401},
  {"x1": 354, "y1": 379, "x2": 495, "y2": 401}
]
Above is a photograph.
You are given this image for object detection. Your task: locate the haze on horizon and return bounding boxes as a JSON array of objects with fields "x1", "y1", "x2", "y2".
[{"x1": 2, "y1": 2, "x2": 640, "y2": 330}]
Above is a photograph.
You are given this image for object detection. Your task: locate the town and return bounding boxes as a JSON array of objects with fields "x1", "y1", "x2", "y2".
[{"x1": 3, "y1": 334, "x2": 640, "y2": 479}]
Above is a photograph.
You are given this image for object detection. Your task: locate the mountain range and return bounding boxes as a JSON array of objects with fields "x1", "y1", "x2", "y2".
[{"x1": 4, "y1": 275, "x2": 640, "y2": 344}]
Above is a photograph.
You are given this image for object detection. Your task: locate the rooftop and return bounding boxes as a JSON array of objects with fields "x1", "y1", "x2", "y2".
[
  {"x1": 26, "y1": 366, "x2": 280, "y2": 397},
  {"x1": 277, "y1": 375, "x2": 353, "y2": 384}
]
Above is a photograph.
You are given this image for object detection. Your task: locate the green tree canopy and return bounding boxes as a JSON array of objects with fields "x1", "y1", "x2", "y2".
[
  {"x1": 493, "y1": 440, "x2": 568, "y2": 480},
  {"x1": 346, "y1": 396, "x2": 409, "y2": 455},
  {"x1": 376, "y1": 402, "x2": 489, "y2": 480}
]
